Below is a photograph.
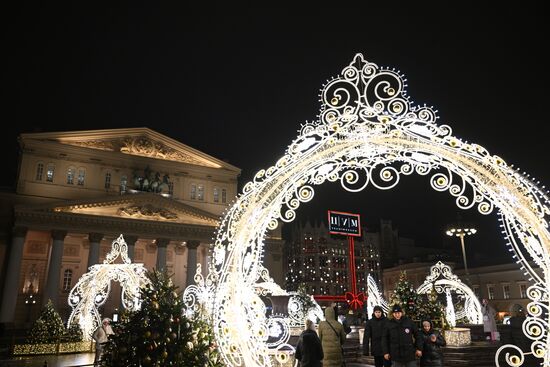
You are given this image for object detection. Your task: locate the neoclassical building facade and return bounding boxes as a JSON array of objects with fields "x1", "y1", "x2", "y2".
[{"x1": 0, "y1": 128, "x2": 284, "y2": 325}]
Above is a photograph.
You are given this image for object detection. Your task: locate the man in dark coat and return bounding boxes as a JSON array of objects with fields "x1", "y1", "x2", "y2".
[
  {"x1": 382, "y1": 304, "x2": 423, "y2": 367},
  {"x1": 363, "y1": 305, "x2": 391, "y2": 367},
  {"x1": 419, "y1": 319, "x2": 446, "y2": 367},
  {"x1": 296, "y1": 319, "x2": 324, "y2": 367}
]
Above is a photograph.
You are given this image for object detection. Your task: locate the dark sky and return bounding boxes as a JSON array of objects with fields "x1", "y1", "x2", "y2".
[{"x1": 2, "y1": 3, "x2": 548, "y2": 265}]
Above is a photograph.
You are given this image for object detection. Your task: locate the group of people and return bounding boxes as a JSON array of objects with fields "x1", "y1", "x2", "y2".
[
  {"x1": 295, "y1": 304, "x2": 447, "y2": 367},
  {"x1": 362, "y1": 304, "x2": 446, "y2": 367}
]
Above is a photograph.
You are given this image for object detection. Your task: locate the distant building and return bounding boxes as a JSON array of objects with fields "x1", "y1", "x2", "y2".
[{"x1": 0, "y1": 128, "x2": 284, "y2": 325}]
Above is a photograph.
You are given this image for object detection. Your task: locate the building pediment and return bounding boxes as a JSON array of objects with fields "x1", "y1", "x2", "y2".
[
  {"x1": 20, "y1": 127, "x2": 240, "y2": 172},
  {"x1": 17, "y1": 193, "x2": 219, "y2": 227}
]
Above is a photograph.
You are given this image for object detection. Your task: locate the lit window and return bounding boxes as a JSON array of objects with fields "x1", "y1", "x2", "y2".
[
  {"x1": 213, "y1": 188, "x2": 219, "y2": 203},
  {"x1": 190, "y1": 184, "x2": 196, "y2": 200},
  {"x1": 222, "y1": 188, "x2": 227, "y2": 203},
  {"x1": 67, "y1": 167, "x2": 75, "y2": 184},
  {"x1": 63, "y1": 269, "x2": 73, "y2": 291},
  {"x1": 473, "y1": 285, "x2": 480, "y2": 298},
  {"x1": 46, "y1": 164, "x2": 55, "y2": 182},
  {"x1": 503, "y1": 284, "x2": 510, "y2": 299},
  {"x1": 519, "y1": 284, "x2": 527, "y2": 298},
  {"x1": 105, "y1": 173, "x2": 111, "y2": 189},
  {"x1": 197, "y1": 184, "x2": 204, "y2": 201},
  {"x1": 487, "y1": 285, "x2": 495, "y2": 300},
  {"x1": 168, "y1": 182, "x2": 174, "y2": 196},
  {"x1": 36, "y1": 163, "x2": 44, "y2": 181},
  {"x1": 77, "y1": 168, "x2": 85, "y2": 185},
  {"x1": 120, "y1": 175, "x2": 127, "y2": 193}
]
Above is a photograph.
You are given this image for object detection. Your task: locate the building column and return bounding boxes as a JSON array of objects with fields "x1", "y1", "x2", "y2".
[
  {"x1": 86, "y1": 232, "x2": 103, "y2": 269},
  {"x1": 185, "y1": 240, "x2": 201, "y2": 287},
  {"x1": 44, "y1": 230, "x2": 67, "y2": 307},
  {"x1": 0, "y1": 227, "x2": 28, "y2": 323},
  {"x1": 155, "y1": 238, "x2": 170, "y2": 272},
  {"x1": 124, "y1": 235, "x2": 138, "y2": 262}
]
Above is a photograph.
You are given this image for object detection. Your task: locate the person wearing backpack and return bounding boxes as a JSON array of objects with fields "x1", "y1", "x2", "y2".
[{"x1": 318, "y1": 306, "x2": 347, "y2": 367}]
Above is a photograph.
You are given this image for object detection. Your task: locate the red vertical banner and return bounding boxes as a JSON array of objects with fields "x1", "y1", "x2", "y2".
[{"x1": 315, "y1": 211, "x2": 365, "y2": 309}]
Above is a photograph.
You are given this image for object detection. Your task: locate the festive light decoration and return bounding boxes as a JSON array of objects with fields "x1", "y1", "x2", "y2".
[
  {"x1": 366, "y1": 274, "x2": 389, "y2": 316},
  {"x1": 185, "y1": 53, "x2": 549, "y2": 366},
  {"x1": 416, "y1": 261, "x2": 482, "y2": 326},
  {"x1": 67, "y1": 234, "x2": 149, "y2": 340},
  {"x1": 444, "y1": 328, "x2": 471, "y2": 347}
]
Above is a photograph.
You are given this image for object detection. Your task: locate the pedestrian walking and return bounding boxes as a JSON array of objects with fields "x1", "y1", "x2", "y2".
[
  {"x1": 481, "y1": 299, "x2": 497, "y2": 341},
  {"x1": 295, "y1": 319, "x2": 323, "y2": 367},
  {"x1": 363, "y1": 305, "x2": 391, "y2": 367},
  {"x1": 92, "y1": 318, "x2": 114, "y2": 365},
  {"x1": 318, "y1": 306, "x2": 347, "y2": 367},
  {"x1": 382, "y1": 304, "x2": 423, "y2": 367},
  {"x1": 419, "y1": 319, "x2": 446, "y2": 367}
]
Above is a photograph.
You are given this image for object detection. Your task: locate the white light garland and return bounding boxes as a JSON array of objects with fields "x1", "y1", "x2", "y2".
[
  {"x1": 185, "y1": 54, "x2": 550, "y2": 367},
  {"x1": 67, "y1": 234, "x2": 149, "y2": 340},
  {"x1": 416, "y1": 261, "x2": 482, "y2": 326},
  {"x1": 366, "y1": 274, "x2": 389, "y2": 316}
]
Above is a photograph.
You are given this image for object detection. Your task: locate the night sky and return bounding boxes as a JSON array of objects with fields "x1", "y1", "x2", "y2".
[{"x1": 2, "y1": 3, "x2": 548, "y2": 266}]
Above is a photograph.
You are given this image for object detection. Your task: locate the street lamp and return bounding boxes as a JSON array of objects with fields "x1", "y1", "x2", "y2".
[
  {"x1": 446, "y1": 225, "x2": 476, "y2": 275},
  {"x1": 24, "y1": 283, "x2": 37, "y2": 322}
]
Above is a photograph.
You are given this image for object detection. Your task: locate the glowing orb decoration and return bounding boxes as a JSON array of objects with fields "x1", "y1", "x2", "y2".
[
  {"x1": 366, "y1": 274, "x2": 389, "y2": 316},
  {"x1": 67, "y1": 235, "x2": 149, "y2": 340},
  {"x1": 189, "y1": 54, "x2": 549, "y2": 366},
  {"x1": 417, "y1": 261, "x2": 482, "y2": 326}
]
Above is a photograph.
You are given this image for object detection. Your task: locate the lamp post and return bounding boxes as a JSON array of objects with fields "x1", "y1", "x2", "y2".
[
  {"x1": 446, "y1": 226, "x2": 476, "y2": 275},
  {"x1": 24, "y1": 283, "x2": 37, "y2": 322}
]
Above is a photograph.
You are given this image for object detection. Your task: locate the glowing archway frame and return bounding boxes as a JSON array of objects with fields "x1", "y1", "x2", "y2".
[
  {"x1": 366, "y1": 274, "x2": 389, "y2": 316},
  {"x1": 67, "y1": 234, "x2": 149, "y2": 340},
  {"x1": 416, "y1": 261, "x2": 482, "y2": 325},
  {"x1": 208, "y1": 54, "x2": 549, "y2": 367}
]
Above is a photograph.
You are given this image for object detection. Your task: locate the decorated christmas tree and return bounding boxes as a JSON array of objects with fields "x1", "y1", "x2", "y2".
[
  {"x1": 417, "y1": 285, "x2": 447, "y2": 329},
  {"x1": 389, "y1": 271, "x2": 423, "y2": 320},
  {"x1": 64, "y1": 322, "x2": 84, "y2": 342},
  {"x1": 103, "y1": 271, "x2": 223, "y2": 367},
  {"x1": 27, "y1": 299, "x2": 65, "y2": 344}
]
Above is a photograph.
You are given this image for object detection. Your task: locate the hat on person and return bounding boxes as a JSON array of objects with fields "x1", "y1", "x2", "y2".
[
  {"x1": 391, "y1": 304, "x2": 403, "y2": 313},
  {"x1": 102, "y1": 318, "x2": 111, "y2": 324},
  {"x1": 373, "y1": 305, "x2": 383, "y2": 313}
]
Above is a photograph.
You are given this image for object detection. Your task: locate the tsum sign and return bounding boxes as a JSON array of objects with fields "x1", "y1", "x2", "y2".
[{"x1": 327, "y1": 211, "x2": 361, "y2": 237}]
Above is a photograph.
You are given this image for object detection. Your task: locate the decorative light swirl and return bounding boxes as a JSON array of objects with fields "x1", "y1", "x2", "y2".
[
  {"x1": 195, "y1": 53, "x2": 550, "y2": 367},
  {"x1": 67, "y1": 235, "x2": 148, "y2": 340},
  {"x1": 495, "y1": 344, "x2": 526, "y2": 367},
  {"x1": 417, "y1": 262, "x2": 482, "y2": 325}
]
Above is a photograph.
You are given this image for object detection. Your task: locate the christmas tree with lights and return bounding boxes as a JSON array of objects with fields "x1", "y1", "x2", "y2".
[
  {"x1": 390, "y1": 271, "x2": 423, "y2": 320},
  {"x1": 27, "y1": 299, "x2": 65, "y2": 344},
  {"x1": 418, "y1": 285, "x2": 447, "y2": 328},
  {"x1": 103, "y1": 271, "x2": 223, "y2": 367}
]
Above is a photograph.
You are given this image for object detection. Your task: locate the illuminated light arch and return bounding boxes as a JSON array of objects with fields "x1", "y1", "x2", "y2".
[
  {"x1": 366, "y1": 274, "x2": 389, "y2": 316},
  {"x1": 186, "y1": 53, "x2": 549, "y2": 367},
  {"x1": 416, "y1": 261, "x2": 483, "y2": 326},
  {"x1": 67, "y1": 234, "x2": 149, "y2": 340}
]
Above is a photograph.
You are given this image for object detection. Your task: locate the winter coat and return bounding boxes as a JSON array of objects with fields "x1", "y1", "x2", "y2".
[
  {"x1": 295, "y1": 329, "x2": 323, "y2": 367},
  {"x1": 481, "y1": 304, "x2": 497, "y2": 332},
  {"x1": 419, "y1": 328, "x2": 446, "y2": 367},
  {"x1": 318, "y1": 307, "x2": 346, "y2": 367},
  {"x1": 381, "y1": 316, "x2": 422, "y2": 363},
  {"x1": 363, "y1": 313, "x2": 388, "y2": 357},
  {"x1": 509, "y1": 315, "x2": 530, "y2": 351}
]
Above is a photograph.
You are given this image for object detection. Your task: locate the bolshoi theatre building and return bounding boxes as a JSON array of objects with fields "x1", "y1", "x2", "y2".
[{"x1": 0, "y1": 127, "x2": 284, "y2": 325}]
